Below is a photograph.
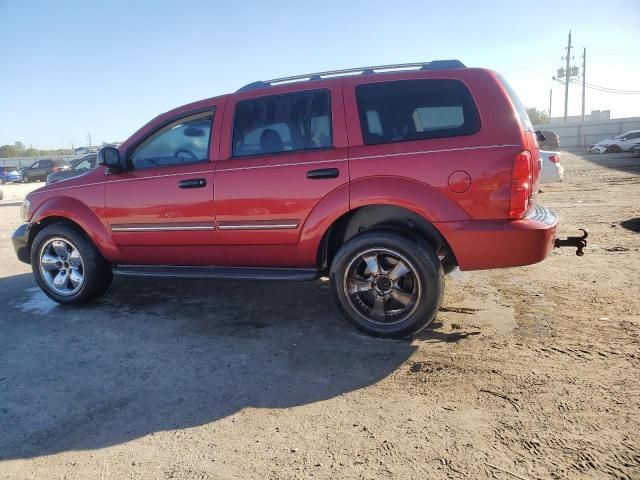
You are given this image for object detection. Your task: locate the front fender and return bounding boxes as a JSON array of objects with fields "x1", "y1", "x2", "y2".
[{"x1": 30, "y1": 196, "x2": 119, "y2": 262}]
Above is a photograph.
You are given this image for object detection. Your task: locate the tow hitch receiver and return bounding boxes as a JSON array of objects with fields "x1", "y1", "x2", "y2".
[{"x1": 554, "y1": 229, "x2": 588, "y2": 256}]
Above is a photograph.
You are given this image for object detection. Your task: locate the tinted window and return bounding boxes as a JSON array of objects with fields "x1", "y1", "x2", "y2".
[
  {"x1": 130, "y1": 111, "x2": 213, "y2": 169},
  {"x1": 233, "y1": 90, "x2": 332, "y2": 157},
  {"x1": 356, "y1": 79, "x2": 480, "y2": 145}
]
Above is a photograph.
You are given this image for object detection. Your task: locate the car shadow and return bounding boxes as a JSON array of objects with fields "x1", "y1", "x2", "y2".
[{"x1": 0, "y1": 273, "x2": 466, "y2": 461}]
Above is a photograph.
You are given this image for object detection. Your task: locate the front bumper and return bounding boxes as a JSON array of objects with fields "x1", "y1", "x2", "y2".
[{"x1": 12, "y1": 223, "x2": 32, "y2": 264}]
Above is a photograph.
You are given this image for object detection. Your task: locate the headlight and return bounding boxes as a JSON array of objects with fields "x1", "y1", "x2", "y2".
[{"x1": 20, "y1": 199, "x2": 30, "y2": 222}]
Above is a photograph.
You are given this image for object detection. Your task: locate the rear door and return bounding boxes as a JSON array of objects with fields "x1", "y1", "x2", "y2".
[
  {"x1": 105, "y1": 106, "x2": 225, "y2": 265},
  {"x1": 215, "y1": 83, "x2": 348, "y2": 267}
]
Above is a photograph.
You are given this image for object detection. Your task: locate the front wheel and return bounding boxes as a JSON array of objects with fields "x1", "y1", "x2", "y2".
[
  {"x1": 31, "y1": 224, "x2": 113, "y2": 304},
  {"x1": 607, "y1": 144, "x2": 622, "y2": 153},
  {"x1": 330, "y1": 231, "x2": 444, "y2": 338}
]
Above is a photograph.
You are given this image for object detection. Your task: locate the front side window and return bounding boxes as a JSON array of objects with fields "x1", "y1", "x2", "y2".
[
  {"x1": 356, "y1": 79, "x2": 481, "y2": 145},
  {"x1": 130, "y1": 111, "x2": 213, "y2": 169},
  {"x1": 232, "y1": 90, "x2": 332, "y2": 157}
]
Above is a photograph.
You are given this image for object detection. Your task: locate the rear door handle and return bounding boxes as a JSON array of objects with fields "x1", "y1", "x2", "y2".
[
  {"x1": 178, "y1": 178, "x2": 207, "y2": 189},
  {"x1": 306, "y1": 168, "x2": 339, "y2": 179}
]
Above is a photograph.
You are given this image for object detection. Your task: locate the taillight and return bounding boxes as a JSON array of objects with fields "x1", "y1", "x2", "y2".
[
  {"x1": 52, "y1": 166, "x2": 61, "y2": 172},
  {"x1": 509, "y1": 150, "x2": 532, "y2": 220},
  {"x1": 549, "y1": 154, "x2": 560, "y2": 164}
]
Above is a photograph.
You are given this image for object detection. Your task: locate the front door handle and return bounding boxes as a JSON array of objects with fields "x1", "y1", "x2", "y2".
[
  {"x1": 306, "y1": 168, "x2": 339, "y2": 179},
  {"x1": 178, "y1": 178, "x2": 207, "y2": 189}
]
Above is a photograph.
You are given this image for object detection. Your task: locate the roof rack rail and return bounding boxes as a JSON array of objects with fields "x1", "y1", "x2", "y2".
[{"x1": 236, "y1": 60, "x2": 465, "y2": 92}]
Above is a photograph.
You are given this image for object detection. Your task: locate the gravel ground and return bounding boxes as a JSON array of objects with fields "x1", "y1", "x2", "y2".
[{"x1": 0, "y1": 151, "x2": 639, "y2": 479}]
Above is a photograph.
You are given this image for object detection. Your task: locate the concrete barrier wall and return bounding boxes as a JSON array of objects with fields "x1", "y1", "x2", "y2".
[{"x1": 535, "y1": 117, "x2": 640, "y2": 148}]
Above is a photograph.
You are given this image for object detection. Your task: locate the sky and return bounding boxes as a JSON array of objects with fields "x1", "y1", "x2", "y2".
[{"x1": 1, "y1": 0, "x2": 639, "y2": 149}]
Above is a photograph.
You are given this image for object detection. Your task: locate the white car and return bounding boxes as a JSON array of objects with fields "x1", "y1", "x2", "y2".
[
  {"x1": 539, "y1": 150, "x2": 564, "y2": 184},
  {"x1": 588, "y1": 130, "x2": 640, "y2": 153}
]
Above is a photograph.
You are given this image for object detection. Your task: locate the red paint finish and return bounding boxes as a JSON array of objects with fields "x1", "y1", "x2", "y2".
[
  {"x1": 20, "y1": 66, "x2": 558, "y2": 272},
  {"x1": 214, "y1": 80, "x2": 349, "y2": 265}
]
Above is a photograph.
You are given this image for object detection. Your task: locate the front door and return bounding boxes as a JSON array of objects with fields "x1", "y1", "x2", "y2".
[
  {"x1": 215, "y1": 84, "x2": 349, "y2": 267},
  {"x1": 105, "y1": 108, "x2": 225, "y2": 265}
]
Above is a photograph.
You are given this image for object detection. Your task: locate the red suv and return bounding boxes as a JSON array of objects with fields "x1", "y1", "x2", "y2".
[{"x1": 12, "y1": 60, "x2": 586, "y2": 338}]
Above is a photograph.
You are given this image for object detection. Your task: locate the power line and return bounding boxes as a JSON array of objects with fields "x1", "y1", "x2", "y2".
[
  {"x1": 585, "y1": 82, "x2": 640, "y2": 94},
  {"x1": 569, "y1": 79, "x2": 640, "y2": 94}
]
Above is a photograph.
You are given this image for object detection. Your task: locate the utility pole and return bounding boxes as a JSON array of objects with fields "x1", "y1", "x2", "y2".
[
  {"x1": 86, "y1": 132, "x2": 92, "y2": 148},
  {"x1": 549, "y1": 88, "x2": 553, "y2": 118},
  {"x1": 563, "y1": 30, "x2": 572, "y2": 123},
  {"x1": 581, "y1": 47, "x2": 586, "y2": 121}
]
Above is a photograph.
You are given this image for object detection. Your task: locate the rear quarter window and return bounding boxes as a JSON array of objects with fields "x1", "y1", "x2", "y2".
[
  {"x1": 496, "y1": 74, "x2": 533, "y2": 132},
  {"x1": 356, "y1": 79, "x2": 481, "y2": 145}
]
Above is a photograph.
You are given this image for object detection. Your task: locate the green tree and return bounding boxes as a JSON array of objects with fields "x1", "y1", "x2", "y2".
[
  {"x1": 0, "y1": 145, "x2": 19, "y2": 158},
  {"x1": 14, "y1": 141, "x2": 26, "y2": 152},
  {"x1": 526, "y1": 108, "x2": 549, "y2": 125}
]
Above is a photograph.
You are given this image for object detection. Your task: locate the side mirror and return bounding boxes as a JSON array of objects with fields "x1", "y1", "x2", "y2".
[
  {"x1": 98, "y1": 147, "x2": 123, "y2": 172},
  {"x1": 535, "y1": 130, "x2": 546, "y2": 143}
]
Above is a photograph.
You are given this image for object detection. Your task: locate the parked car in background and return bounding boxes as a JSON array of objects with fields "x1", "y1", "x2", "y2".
[
  {"x1": 588, "y1": 130, "x2": 640, "y2": 153},
  {"x1": 0, "y1": 166, "x2": 22, "y2": 184},
  {"x1": 539, "y1": 130, "x2": 559, "y2": 150},
  {"x1": 21, "y1": 159, "x2": 71, "y2": 182},
  {"x1": 12, "y1": 60, "x2": 588, "y2": 338},
  {"x1": 539, "y1": 151, "x2": 564, "y2": 184},
  {"x1": 47, "y1": 155, "x2": 97, "y2": 184}
]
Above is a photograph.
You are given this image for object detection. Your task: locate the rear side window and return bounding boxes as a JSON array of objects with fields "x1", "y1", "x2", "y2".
[
  {"x1": 496, "y1": 74, "x2": 533, "y2": 132},
  {"x1": 356, "y1": 79, "x2": 480, "y2": 145},
  {"x1": 233, "y1": 90, "x2": 332, "y2": 157}
]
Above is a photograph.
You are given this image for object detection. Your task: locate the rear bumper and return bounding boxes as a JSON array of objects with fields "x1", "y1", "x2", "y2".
[
  {"x1": 12, "y1": 223, "x2": 32, "y2": 264},
  {"x1": 438, "y1": 205, "x2": 557, "y2": 271},
  {"x1": 540, "y1": 164, "x2": 564, "y2": 184}
]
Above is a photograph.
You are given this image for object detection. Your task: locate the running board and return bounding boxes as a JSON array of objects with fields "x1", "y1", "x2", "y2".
[{"x1": 113, "y1": 265, "x2": 319, "y2": 281}]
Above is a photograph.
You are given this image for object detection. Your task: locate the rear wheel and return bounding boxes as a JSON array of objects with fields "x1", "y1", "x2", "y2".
[
  {"x1": 330, "y1": 231, "x2": 444, "y2": 338},
  {"x1": 31, "y1": 224, "x2": 113, "y2": 304}
]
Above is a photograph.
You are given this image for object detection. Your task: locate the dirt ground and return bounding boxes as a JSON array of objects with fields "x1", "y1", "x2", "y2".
[{"x1": 0, "y1": 151, "x2": 639, "y2": 480}]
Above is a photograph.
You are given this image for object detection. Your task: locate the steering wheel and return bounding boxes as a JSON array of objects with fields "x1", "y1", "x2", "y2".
[{"x1": 174, "y1": 148, "x2": 198, "y2": 161}]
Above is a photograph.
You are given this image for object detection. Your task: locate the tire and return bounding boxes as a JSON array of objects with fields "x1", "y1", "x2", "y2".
[
  {"x1": 30, "y1": 223, "x2": 113, "y2": 305},
  {"x1": 607, "y1": 144, "x2": 622, "y2": 153},
  {"x1": 329, "y1": 231, "x2": 444, "y2": 338}
]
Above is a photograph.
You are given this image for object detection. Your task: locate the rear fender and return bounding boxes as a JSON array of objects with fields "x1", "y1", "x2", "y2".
[
  {"x1": 297, "y1": 183, "x2": 350, "y2": 265},
  {"x1": 350, "y1": 176, "x2": 471, "y2": 223}
]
